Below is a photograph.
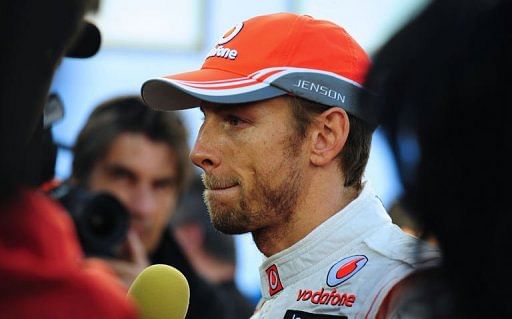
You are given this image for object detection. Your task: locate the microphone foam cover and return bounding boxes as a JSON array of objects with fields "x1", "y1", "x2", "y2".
[{"x1": 127, "y1": 264, "x2": 190, "y2": 319}]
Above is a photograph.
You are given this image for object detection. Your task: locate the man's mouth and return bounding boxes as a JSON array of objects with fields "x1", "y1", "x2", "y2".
[
  {"x1": 202, "y1": 174, "x2": 239, "y2": 190},
  {"x1": 202, "y1": 174, "x2": 241, "y2": 201},
  {"x1": 209, "y1": 183, "x2": 238, "y2": 190}
]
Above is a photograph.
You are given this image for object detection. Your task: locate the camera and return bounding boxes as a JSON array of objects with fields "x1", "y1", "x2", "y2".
[
  {"x1": 41, "y1": 94, "x2": 129, "y2": 258},
  {"x1": 50, "y1": 183, "x2": 130, "y2": 257}
]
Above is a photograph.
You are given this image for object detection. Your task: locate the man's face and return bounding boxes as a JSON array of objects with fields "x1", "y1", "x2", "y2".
[
  {"x1": 88, "y1": 132, "x2": 178, "y2": 253},
  {"x1": 190, "y1": 97, "x2": 308, "y2": 236}
]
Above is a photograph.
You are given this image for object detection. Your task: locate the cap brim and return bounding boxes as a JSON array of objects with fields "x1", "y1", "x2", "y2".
[
  {"x1": 141, "y1": 68, "x2": 287, "y2": 111},
  {"x1": 142, "y1": 66, "x2": 378, "y2": 129}
]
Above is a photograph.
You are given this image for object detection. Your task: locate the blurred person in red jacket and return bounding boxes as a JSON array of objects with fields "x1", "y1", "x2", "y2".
[{"x1": 0, "y1": 0, "x2": 137, "y2": 318}]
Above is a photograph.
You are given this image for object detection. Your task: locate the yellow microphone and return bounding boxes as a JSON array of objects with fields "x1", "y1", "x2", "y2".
[{"x1": 127, "y1": 264, "x2": 190, "y2": 319}]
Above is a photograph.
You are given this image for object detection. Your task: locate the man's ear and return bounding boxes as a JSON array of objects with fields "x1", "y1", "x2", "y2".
[{"x1": 309, "y1": 108, "x2": 349, "y2": 166}]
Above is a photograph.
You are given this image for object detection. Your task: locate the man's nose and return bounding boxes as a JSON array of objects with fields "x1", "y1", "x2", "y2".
[
  {"x1": 189, "y1": 125, "x2": 221, "y2": 172},
  {"x1": 127, "y1": 186, "x2": 156, "y2": 218}
]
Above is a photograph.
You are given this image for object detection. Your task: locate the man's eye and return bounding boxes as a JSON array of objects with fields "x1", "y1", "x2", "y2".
[
  {"x1": 110, "y1": 169, "x2": 130, "y2": 180},
  {"x1": 227, "y1": 115, "x2": 242, "y2": 126},
  {"x1": 154, "y1": 179, "x2": 176, "y2": 191}
]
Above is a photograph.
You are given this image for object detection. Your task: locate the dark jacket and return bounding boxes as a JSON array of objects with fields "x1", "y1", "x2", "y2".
[
  {"x1": 150, "y1": 229, "x2": 228, "y2": 319},
  {"x1": 150, "y1": 229, "x2": 255, "y2": 319}
]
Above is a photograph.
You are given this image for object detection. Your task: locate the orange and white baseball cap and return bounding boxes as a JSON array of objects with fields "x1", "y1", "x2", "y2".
[{"x1": 142, "y1": 12, "x2": 375, "y2": 126}]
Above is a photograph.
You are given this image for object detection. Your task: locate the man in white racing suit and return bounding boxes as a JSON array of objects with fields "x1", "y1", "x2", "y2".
[
  {"x1": 252, "y1": 183, "x2": 438, "y2": 318},
  {"x1": 140, "y1": 12, "x2": 440, "y2": 319}
]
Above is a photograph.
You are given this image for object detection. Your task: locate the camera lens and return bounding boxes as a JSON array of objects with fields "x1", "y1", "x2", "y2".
[
  {"x1": 81, "y1": 193, "x2": 129, "y2": 239},
  {"x1": 51, "y1": 184, "x2": 130, "y2": 257}
]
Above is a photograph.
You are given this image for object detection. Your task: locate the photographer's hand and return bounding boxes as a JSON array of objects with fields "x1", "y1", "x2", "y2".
[{"x1": 104, "y1": 230, "x2": 150, "y2": 288}]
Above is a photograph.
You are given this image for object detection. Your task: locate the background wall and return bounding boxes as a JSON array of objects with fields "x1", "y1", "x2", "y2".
[{"x1": 50, "y1": 0, "x2": 430, "y2": 304}]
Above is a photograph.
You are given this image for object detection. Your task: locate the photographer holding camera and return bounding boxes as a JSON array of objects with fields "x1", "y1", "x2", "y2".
[{"x1": 63, "y1": 95, "x2": 231, "y2": 318}]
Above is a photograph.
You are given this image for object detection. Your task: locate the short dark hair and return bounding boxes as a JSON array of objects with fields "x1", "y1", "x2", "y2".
[
  {"x1": 288, "y1": 96, "x2": 373, "y2": 190},
  {"x1": 72, "y1": 96, "x2": 192, "y2": 194}
]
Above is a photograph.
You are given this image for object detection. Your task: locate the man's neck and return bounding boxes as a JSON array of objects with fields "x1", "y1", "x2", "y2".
[{"x1": 253, "y1": 168, "x2": 360, "y2": 257}]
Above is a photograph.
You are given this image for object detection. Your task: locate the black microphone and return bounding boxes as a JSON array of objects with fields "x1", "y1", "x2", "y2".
[{"x1": 66, "y1": 21, "x2": 101, "y2": 58}]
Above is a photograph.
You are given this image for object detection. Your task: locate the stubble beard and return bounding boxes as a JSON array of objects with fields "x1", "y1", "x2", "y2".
[{"x1": 202, "y1": 136, "x2": 304, "y2": 236}]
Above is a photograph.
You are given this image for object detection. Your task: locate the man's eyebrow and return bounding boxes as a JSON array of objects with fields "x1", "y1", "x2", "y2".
[{"x1": 104, "y1": 163, "x2": 135, "y2": 177}]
